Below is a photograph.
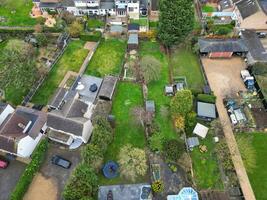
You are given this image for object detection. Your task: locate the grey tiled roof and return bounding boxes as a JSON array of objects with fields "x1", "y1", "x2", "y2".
[
  {"x1": 198, "y1": 38, "x2": 248, "y2": 53},
  {"x1": 235, "y1": 0, "x2": 259, "y2": 19},
  {"x1": 98, "y1": 76, "x2": 118, "y2": 101},
  {"x1": 128, "y1": 33, "x2": 138, "y2": 44},
  {"x1": 197, "y1": 102, "x2": 216, "y2": 119}
]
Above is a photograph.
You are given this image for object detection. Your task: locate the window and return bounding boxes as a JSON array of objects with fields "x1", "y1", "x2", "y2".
[{"x1": 129, "y1": 7, "x2": 134, "y2": 12}]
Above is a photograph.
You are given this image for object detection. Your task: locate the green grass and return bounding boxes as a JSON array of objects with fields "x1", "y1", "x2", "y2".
[
  {"x1": 191, "y1": 134, "x2": 224, "y2": 190},
  {"x1": 171, "y1": 48, "x2": 205, "y2": 93},
  {"x1": 202, "y1": 5, "x2": 215, "y2": 13},
  {"x1": 85, "y1": 39, "x2": 126, "y2": 77},
  {"x1": 130, "y1": 18, "x2": 148, "y2": 26},
  {"x1": 238, "y1": 133, "x2": 267, "y2": 200},
  {"x1": 87, "y1": 18, "x2": 105, "y2": 29},
  {"x1": 32, "y1": 40, "x2": 89, "y2": 104},
  {"x1": 140, "y1": 41, "x2": 177, "y2": 140},
  {"x1": 0, "y1": 0, "x2": 36, "y2": 26},
  {"x1": 99, "y1": 82, "x2": 147, "y2": 185}
]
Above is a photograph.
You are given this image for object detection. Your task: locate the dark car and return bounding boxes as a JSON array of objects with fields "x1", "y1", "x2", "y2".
[
  {"x1": 51, "y1": 155, "x2": 71, "y2": 169},
  {"x1": 0, "y1": 157, "x2": 9, "y2": 169}
]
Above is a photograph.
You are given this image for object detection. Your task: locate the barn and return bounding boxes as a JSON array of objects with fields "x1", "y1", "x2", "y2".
[{"x1": 198, "y1": 38, "x2": 248, "y2": 58}]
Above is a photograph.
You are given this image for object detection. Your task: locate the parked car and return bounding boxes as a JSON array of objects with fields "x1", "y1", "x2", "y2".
[
  {"x1": 256, "y1": 32, "x2": 267, "y2": 38},
  {"x1": 51, "y1": 155, "x2": 71, "y2": 169},
  {"x1": 0, "y1": 157, "x2": 9, "y2": 169}
]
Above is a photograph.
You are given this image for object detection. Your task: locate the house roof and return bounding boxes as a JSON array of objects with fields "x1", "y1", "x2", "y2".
[
  {"x1": 40, "y1": 0, "x2": 61, "y2": 2},
  {"x1": 47, "y1": 97, "x2": 89, "y2": 136},
  {"x1": 198, "y1": 38, "x2": 248, "y2": 53},
  {"x1": 39, "y1": 2, "x2": 60, "y2": 8},
  {"x1": 128, "y1": 33, "x2": 139, "y2": 45},
  {"x1": 235, "y1": 0, "x2": 259, "y2": 19},
  {"x1": 98, "y1": 75, "x2": 118, "y2": 101},
  {"x1": 100, "y1": 1, "x2": 115, "y2": 9},
  {"x1": 219, "y1": 0, "x2": 232, "y2": 10},
  {"x1": 62, "y1": 0, "x2": 75, "y2": 7},
  {"x1": 193, "y1": 123, "x2": 209, "y2": 138},
  {"x1": 0, "y1": 102, "x2": 8, "y2": 115},
  {"x1": 197, "y1": 101, "x2": 216, "y2": 119},
  {"x1": 73, "y1": 75, "x2": 103, "y2": 103},
  {"x1": 241, "y1": 30, "x2": 267, "y2": 63},
  {"x1": 145, "y1": 100, "x2": 155, "y2": 112},
  {"x1": 128, "y1": 23, "x2": 140, "y2": 31},
  {"x1": 48, "y1": 87, "x2": 68, "y2": 109}
]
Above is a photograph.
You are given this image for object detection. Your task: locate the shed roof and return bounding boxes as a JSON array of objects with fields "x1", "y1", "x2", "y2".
[
  {"x1": 128, "y1": 23, "x2": 140, "y2": 31},
  {"x1": 98, "y1": 75, "x2": 118, "y2": 101},
  {"x1": 197, "y1": 101, "x2": 216, "y2": 119},
  {"x1": 187, "y1": 137, "x2": 200, "y2": 148},
  {"x1": 48, "y1": 87, "x2": 68, "y2": 109},
  {"x1": 236, "y1": 0, "x2": 259, "y2": 19},
  {"x1": 193, "y1": 123, "x2": 209, "y2": 138},
  {"x1": 145, "y1": 100, "x2": 155, "y2": 112},
  {"x1": 241, "y1": 30, "x2": 267, "y2": 63},
  {"x1": 198, "y1": 38, "x2": 248, "y2": 53},
  {"x1": 128, "y1": 33, "x2": 138, "y2": 45}
]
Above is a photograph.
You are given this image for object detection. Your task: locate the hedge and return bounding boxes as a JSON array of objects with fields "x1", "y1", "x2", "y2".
[
  {"x1": 80, "y1": 31, "x2": 102, "y2": 42},
  {"x1": 197, "y1": 94, "x2": 216, "y2": 104},
  {"x1": 10, "y1": 138, "x2": 48, "y2": 200}
]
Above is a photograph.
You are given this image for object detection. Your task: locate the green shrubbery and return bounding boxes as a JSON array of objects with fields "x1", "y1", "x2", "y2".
[
  {"x1": 80, "y1": 31, "x2": 102, "y2": 42},
  {"x1": 10, "y1": 138, "x2": 48, "y2": 200},
  {"x1": 163, "y1": 139, "x2": 184, "y2": 162},
  {"x1": 197, "y1": 94, "x2": 216, "y2": 104},
  {"x1": 152, "y1": 180, "x2": 164, "y2": 193}
]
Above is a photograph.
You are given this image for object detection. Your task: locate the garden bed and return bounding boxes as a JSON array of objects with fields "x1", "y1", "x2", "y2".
[
  {"x1": 32, "y1": 40, "x2": 89, "y2": 104},
  {"x1": 99, "y1": 82, "x2": 148, "y2": 185},
  {"x1": 85, "y1": 39, "x2": 126, "y2": 77}
]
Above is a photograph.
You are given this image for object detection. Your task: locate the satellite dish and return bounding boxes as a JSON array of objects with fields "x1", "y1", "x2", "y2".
[
  {"x1": 89, "y1": 83, "x2": 98, "y2": 92},
  {"x1": 76, "y1": 82, "x2": 85, "y2": 90}
]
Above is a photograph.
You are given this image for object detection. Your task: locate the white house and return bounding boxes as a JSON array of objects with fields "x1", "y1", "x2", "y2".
[{"x1": 0, "y1": 105, "x2": 47, "y2": 158}]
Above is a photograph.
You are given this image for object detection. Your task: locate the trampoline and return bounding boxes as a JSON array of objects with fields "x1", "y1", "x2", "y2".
[{"x1": 102, "y1": 161, "x2": 119, "y2": 179}]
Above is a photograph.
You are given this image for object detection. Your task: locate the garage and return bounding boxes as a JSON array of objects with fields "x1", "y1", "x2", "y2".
[{"x1": 198, "y1": 38, "x2": 248, "y2": 58}]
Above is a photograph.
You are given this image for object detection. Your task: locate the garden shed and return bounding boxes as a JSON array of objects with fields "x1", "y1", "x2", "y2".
[
  {"x1": 186, "y1": 137, "x2": 200, "y2": 150},
  {"x1": 198, "y1": 38, "x2": 248, "y2": 58},
  {"x1": 110, "y1": 25, "x2": 124, "y2": 35},
  {"x1": 128, "y1": 33, "x2": 139, "y2": 51},
  {"x1": 145, "y1": 100, "x2": 155, "y2": 113},
  {"x1": 98, "y1": 75, "x2": 118, "y2": 101},
  {"x1": 193, "y1": 123, "x2": 209, "y2": 139},
  {"x1": 165, "y1": 85, "x2": 174, "y2": 96},
  {"x1": 197, "y1": 101, "x2": 216, "y2": 120}
]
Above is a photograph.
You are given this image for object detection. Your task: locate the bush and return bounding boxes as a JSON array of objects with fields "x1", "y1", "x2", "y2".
[
  {"x1": 81, "y1": 144, "x2": 103, "y2": 171},
  {"x1": 197, "y1": 94, "x2": 216, "y2": 103},
  {"x1": 10, "y1": 138, "x2": 48, "y2": 200},
  {"x1": 216, "y1": 27, "x2": 231, "y2": 35},
  {"x1": 163, "y1": 139, "x2": 184, "y2": 162},
  {"x1": 91, "y1": 124, "x2": 113, "y2": 152},
  {"x1": 149, "y1": 133, "x2": 165, "y2": 152},
  {"x1": 152, "y1": 180, "x2": 164, "y2": 193},
  {"x1": 63, "y1": 164, "x2": 98, "y2": 200},
  {"x1": 185, "y1": 111, "x2": 197, "y2": 133},
  {"x1": 80, "y1": 31, "x2": 102, "y2": 42},
  {"x1": 170, "y1": 90, "x2": 193, "y2": 117}
]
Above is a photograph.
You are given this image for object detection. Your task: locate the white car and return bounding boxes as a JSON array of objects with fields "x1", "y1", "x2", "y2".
[{"x1": 230, "y1": 114, "x2": 238, "y2": 125}]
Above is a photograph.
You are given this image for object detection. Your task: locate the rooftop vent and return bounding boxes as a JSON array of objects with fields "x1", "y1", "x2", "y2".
[{"x1": 89, "y1": 83, "x2": 98, "y2": 92}]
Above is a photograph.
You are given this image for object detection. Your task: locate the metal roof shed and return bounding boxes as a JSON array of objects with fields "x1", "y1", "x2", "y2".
[
  {"x1": 145, "y1": 100, "x2": 155, "y2": 113},
  {"x1": 197, "y1": 101, "x2": 216, "y2": 120}
]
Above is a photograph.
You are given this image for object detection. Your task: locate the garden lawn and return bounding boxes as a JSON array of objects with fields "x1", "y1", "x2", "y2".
[
  {"x1": 191, "y1": 134, "x2": 223, "y2": 190},
  {"x1": 202, "y1": 5, "x2": 215, "y2": 12},
  {"x1": 171, "y1": 48, "x2": 205, "y2": 93},
  {"x1": 99, "y1": 82, "x2": 147, "y2": 185},
  {"x1": 237, "y1": 133, "x2": 267, "y2": 200},
  {"x1": 130, "y1": 17, "x2": 148, "y2": 26},
  {"x1": 140, "y1": 41, "x2": 177, "y2": 140},
  {"x1": 0, "y1": 0, "x2": 36, "y2": 26},
  {"x1": 32, "y1": 40, "x2": 88, "y2": 104},
  {"x1": 87, "y1": 18, "x2": 104, "y2": 29},
  {"x1": 86, "y1": 39, "x2": 126, "y2": 77}
]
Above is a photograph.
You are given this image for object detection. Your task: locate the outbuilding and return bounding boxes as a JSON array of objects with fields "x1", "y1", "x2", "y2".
[
  {"x1": 193, "y1": 123, "x2": 209, "y2": 139},
  {"x1": 197, "y1": 101, "x2": 216, "y2": 120},
  {"x1": 128, "y1": 33, "x2": 139, "y2": 51}
]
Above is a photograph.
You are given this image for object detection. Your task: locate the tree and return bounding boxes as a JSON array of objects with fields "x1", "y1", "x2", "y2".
[
  {"x1": 36, "y1": 33, "x2": 48, "y2": 47},
  {"x1": 63, "y1": 164, "x2": 98, "y2": 200},
  {"x1": 163, "y1": 139, "x2": 184, "y2": 161},
  {"x1": 185, "y1": 111, "x2": 197, "y2": 132},
  {"x1": 81, "y1": 144, "x2": 103, "y2": 171},
  {"x1": 61, "y1": 11, "x2": 76, "y2": 24},
  {"x1": 68, "y1": 20, "x2": 83, "y2": 38},
  {"x1": 174, "y1": 115, "x2": 185, "y2": 131},
  {"x1": 91, "y1": 124, "x2": 113, "y2": 152},
  {"x1": 130, "y1": 106, "x2": 152, "y2": 127},
  {"x1": 158, "y1": 0, "x2": 194, "y2": 48},
  {"x1": 170, "y1": 90, "x2": 193, "y2": 117},
  {"x1": 140, "y1": 55, "x2": 161, "y2": 83},
  {"x1": 118, "y1": 144, "x2": 148, "y2": 181},
  {"x1": 149, "y1": 133, "x2": 165, "y2": 152}
]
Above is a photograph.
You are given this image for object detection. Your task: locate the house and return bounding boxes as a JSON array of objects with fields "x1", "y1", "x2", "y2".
[
  {"x1": 98, "y1": 75, "x2": 118, "y2": 101},
  {"x1": 47, "y1": 93, "x2": 94, "y2": 146},
  {"x1": 128, "y1": 33, "x2": 139, "y2": 50},
  {"x1": 198, "y1": 38, "x2": 248, "y2": 58},
  {"x1": 193, "y1": 123, "x2": 209, "y2": 139},
  {"x1": 0, "y1": 105, "x2": 47, "y2": 158},
  {"x1": 197, "y1": 101, "x2": 217, "y2": 120},
  {"x1": 241, "y1": 30, "x2": 267, "y2": 65}
]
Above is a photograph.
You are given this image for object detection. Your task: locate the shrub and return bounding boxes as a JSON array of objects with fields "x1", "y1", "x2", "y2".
[
  {"x1": 36, "y1": 33, "x2": 48, "y2": 47},
  {"x1": 185, "y1": 111, "x2": 197, "y2": 133},
  {"x1": 68, "y1": 20, "x2": 83, "y2": 38},
  {"x1": 91, "y1": 123, "x2": 113, "y2": 152},
  {"x1": 152, "y1": 180, "x2": 164, "y2": 193},
  {"x1": 10, "y1": 138, "x2": 48, "y2": 200},
  {"x1": 216, "y1": 27, "x2": 231, "y2": 35},
  {"x1": 80, "y1": 31, "x2": 102, "y2": 42},
  {"x1": 197, "y1": 94, "x2": 216, "y2": 103},
  {"x1": 63, "y1": 164, "x2": 98, "y2": 200},
  {"x1": 163, "y1": 139, "x2": 184, "y2": 161},
  {"x1": 170, "y1": 90, "x2": 193, "y2": 117},
  {"x1": 149, "y1": 133, "x2": 165, "y2": 152},
  {"x1": 81, "y1": 144, "x2": 103, "y2": 171},
  {"x1": 118, "y1": 144, "x2": 148, "y2": 181}
]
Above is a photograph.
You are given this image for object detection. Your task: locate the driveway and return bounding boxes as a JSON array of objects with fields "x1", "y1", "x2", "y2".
[
  {"x1": 201, "y1": 57, "x2": 256, "y2": 200},
  {"x1": 24, "y1": 142, "x2": 81, "y2": 200},
  {"x1": 0, "y1": 159, "x2": 26, "y2": 200}
]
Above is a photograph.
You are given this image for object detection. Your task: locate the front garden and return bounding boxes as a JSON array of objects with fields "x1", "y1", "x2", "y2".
[
  {"x1": 0, "y1": 0, "x2": 36, "y2": 26},
  {"x1": 32, "y1": 40, "x2": 89, "y2": 105},
  {"x1": 85, "y1": 39, "x2": 126, "y2": 77}
]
